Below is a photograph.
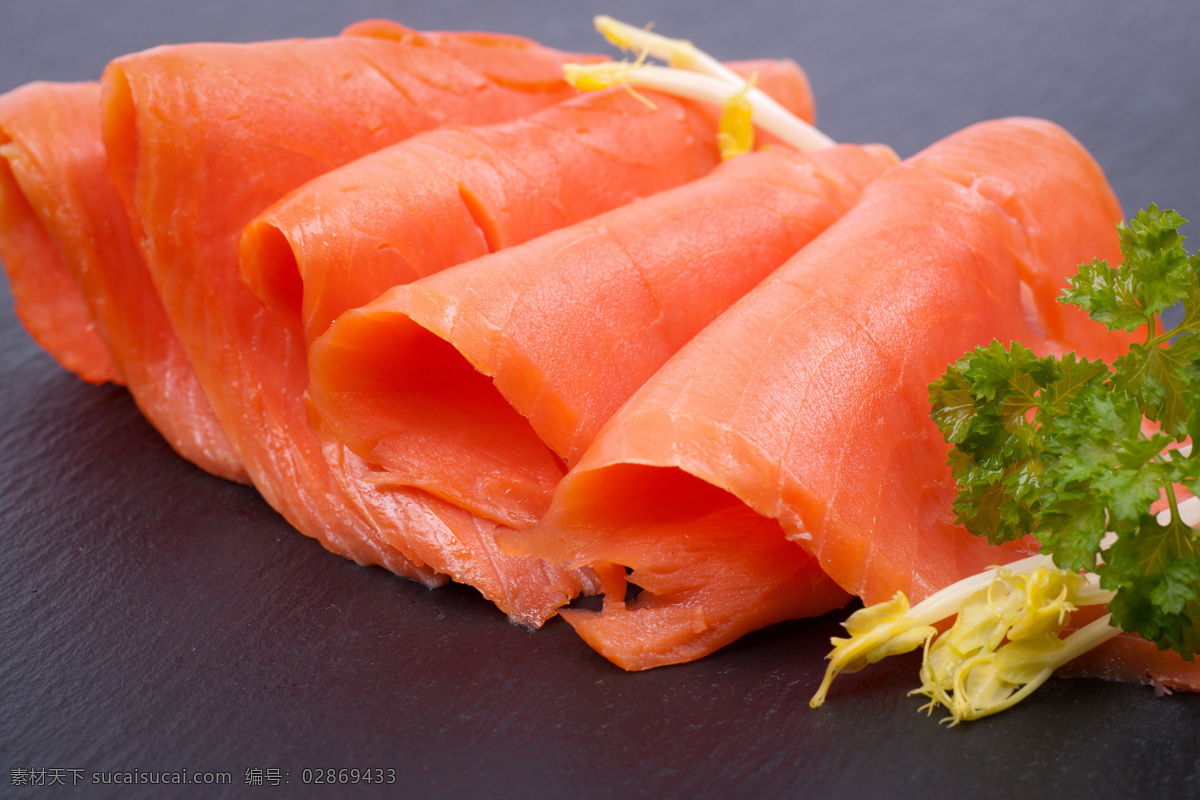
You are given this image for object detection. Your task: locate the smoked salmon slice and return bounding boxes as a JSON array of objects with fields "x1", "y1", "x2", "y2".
[
  {"x1": 0, "y1": 20, "x2": 592, "y2": 484},
  {"x1": 0, "y1": 83, "x2": 121, "y2": 385},
  {"x1": 498, "y1": 117, "x2": 1170, "y2": 672},
  {"x1": 96, "y1": 19, "x2": 608, "y2": 599},
  {"x1": 239, "y1": 59, "x2": 813, "y2": 346},
  {"x1": 306, "y1": 143, "x2": 896, "y2": 535},
  {"x1": 0, "y1": 82, "x2": 245, "y2": 481},
  {"x1": 300, "y1": 142, "x2": 890, "y2": 629},
  {"x1": 100, "y1": 21, "x2": 818, "y2": 623},
  {"x1": 241, "y1": 64, "x2": 820, "y2": 623}
]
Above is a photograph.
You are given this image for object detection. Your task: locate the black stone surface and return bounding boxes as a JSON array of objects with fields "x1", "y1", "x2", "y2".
[{"x1": 2, "y1": 1, "x2": 1199, "y2": 797}]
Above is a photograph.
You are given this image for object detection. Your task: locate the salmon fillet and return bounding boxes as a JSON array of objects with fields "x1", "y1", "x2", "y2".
[
  {"x1": 239, "y1": 59, "x2": 812, "y2": 346},
  {"x1": 0, "y1": 82, "x2": 245, "y2": 480},
  {"x1": 302, "y1": 143, "x2": 892, "y2": 625},
  {"x1": 0, "y1": 83, "x2": 120, "y2": 386},
  {"x1": 498, "y1": 118, "x2": 1194, "y2": 682},
  {"x1": 96, "y1": 20, "x2": 604, "y2": 588},
  {"x1": 307, "y1": 143, "x2": 896, "y2": 532},
  {"x1": 1, "y1": 21, "x2": 592, "y2": 484},
  {"x1": 101, "y1": 22, "x2": 820, "y2": 624}
]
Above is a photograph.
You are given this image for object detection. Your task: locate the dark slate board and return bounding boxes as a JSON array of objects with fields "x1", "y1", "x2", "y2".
[{"x1": 2, "y1": 1, "x2": 1198, "y2": 797}]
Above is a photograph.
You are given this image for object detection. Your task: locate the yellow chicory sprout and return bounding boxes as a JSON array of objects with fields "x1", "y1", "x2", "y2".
[
  {"x1": 810, "y1": 555, "x2": 1122, "y2": 724},
  {"x1": 566, "y1": 16, "x2": 837, "y2": 154}
]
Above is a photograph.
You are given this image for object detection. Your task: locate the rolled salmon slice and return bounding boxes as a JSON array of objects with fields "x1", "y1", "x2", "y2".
[
  {"x1": 97, "y1": 20, "x2": 604, "y2": 588},
  {"x1": 248, "y1": 78, "x2": 794, "y2": 623},
  {"x1": 239, "y1": 59, "x2": 812, "y2": 346},
  {"x1": 307, "y1": 143, "x2": 896, "y2": 532},
  {"x1": 0, "y1": 20, "x2": 592, "y2": 485},
  {"x1": 277, "y1": 62, "x2": 818, "y2": 624},
  {"x1": 497, "y1": 118, "x2": 1192, "y2": 678},
  {"x1": 103, "y1": 20, "x2": 819, "y2": 623},
  {"x1": 303, "y1": 142, "x2": 892, "y2": 626},
  {"x1": 0, "y1": 83, "x2": 121, "y2": 383},
  {"x1": 0, "y1": 83, "x2": 120, "y2": 386},
  {"x1": 0, "y1": 82, "x2": 246, "y2": 480}
]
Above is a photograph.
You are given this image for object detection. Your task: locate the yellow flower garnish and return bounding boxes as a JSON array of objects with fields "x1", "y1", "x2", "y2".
[
  {"x1": 810, "y1": 592, "x2": 937, "y2": 708},
  {"x1": 908, "y1": 563, "x2": 1117, "y2": 723},
  {"x1": 1001, "y1": 566, "x2": 1083, "y2": 640},
  {"x1": 569, "y1": 16, "x2": 837, "y2": 154},
  {"x1": 717, "y1": 75, "x2": 757, "y2": 159},
  {"x1": 812, "y1": 554, "x2": 1126, "y2": 723}
]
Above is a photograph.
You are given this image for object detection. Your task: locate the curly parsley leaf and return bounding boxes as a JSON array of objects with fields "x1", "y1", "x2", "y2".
[
  {"x1": 1111, "y1": 336, "x2": 1200, "y2": 439},
  {"x1": 1103, "y1": 512, "x2": 1200, "y2": 656},
  {"x1": 1063, "y1": 205, "x2": 1193, "y2": 327},
  {"x1": 930, "y1": 206, "x2": 1200, "y2": 661},
  {"x1": 928, "y1": 343, "x2": 1110, "y2": 545}
]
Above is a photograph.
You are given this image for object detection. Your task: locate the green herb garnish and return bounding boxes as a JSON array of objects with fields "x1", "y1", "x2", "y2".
[
  {"x1": 812, "y1": 206, "x2": 1200, "y2": 722},
  {"x1": 930, "y1": 204, "x2": 1200, "y2": 659}
]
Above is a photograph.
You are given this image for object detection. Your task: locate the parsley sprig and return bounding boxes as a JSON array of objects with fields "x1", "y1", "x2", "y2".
[{"x1": 929, "y1": 205, "x2": 1200, "y2": 660}]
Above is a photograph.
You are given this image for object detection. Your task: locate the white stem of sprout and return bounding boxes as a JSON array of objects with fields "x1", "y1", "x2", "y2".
[
  {"x1": 902, "y1": 554, "x2": 1053, "y2": 625},
  {"x1": 1055, "y1": 613, "x2": 1124, "y2": 662},
  {"x1": 594, "y1": 15, "x2": 747, "y2": 85},
  {"x1": 810, "y1": 554, "x2": 1056, "y2": 708},
  {"x1": 564, "y1": 62, "x2": 837, "y2": 153},
  {"x1": 577, "y1": 15, "x2": 839, "y2": 153},
  {"x1": 810, "y1": 552, "x2": 1119, "y2": 712}
]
